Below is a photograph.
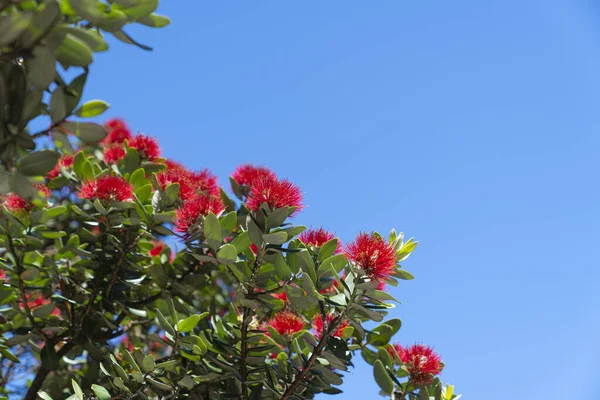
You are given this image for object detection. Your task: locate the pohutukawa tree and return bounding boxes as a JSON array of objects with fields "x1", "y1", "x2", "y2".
[{"x1": 0, "y1": 1, "x2": 461, "y2": 400}]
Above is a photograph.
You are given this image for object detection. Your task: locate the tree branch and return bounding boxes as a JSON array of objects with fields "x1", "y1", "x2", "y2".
[{"x1": 23, "y1": 342, "x2": 74, "y2": 400}]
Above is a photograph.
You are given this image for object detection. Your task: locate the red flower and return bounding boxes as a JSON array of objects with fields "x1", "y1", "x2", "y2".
[
  {"x1": 299, "y1": 228, "x2": 341, "y2": 253},
  {"x1": 0, "y1": 269, "x2": 5, "y2": 280},
  {"x1": 78, "y1": 175, "x2": 134, "y2": 202},
  {"x1": 129, "y1": 135, "x2": 161, "y2": 161},
  {"x1": 394, "y1": 344, "x2": 443, "y2": 386},
  {"x1": 345, "y1": 233, "x2": 397, "y2": 281},
  {"x1": 272, "y1": 291, "x2": 287, "y2": 302},
  {"x1": 377, "y1": 280, "x2": 387, "y2": 291},
  {"x1": 268, "y1": 311, "x2": 305, "y2": 336},
  {"x1": 47, "y1": 155, "x2": 74, "y2": 180},
  {"x1": 387, "y1": 343, "x2": 403, "y2": 359},
  {"x1": 313, "y1": 314, "x2": 349, "y2": 338},
  {"x1": 4, "y1": 185, "x2": 50, "y2": 213},
  {"x1": 103, "y1": 119, "x2": 132, "y2": 144},
  {"x1": 156, "y1": 168, "x2": 219, "y2": 201},
  {"x1": 174, "y1": 195, "x2": 225, "y2": 234},
  {"x1": 165, "y1": 160, "x2": 184, "y2": 171},
  {"x1": 103, "y1": 145, "x2": 127, "y2": 164},
  {"x1": 246, "y1": 176, "x2": 303, "y2": 214},
  {"x1": 232, "y1": 164, "x2": 276, "y2": 187},
  {"x1": 149, "y1": 241, "x2": 166, "y2": 257},
  {"x1": 20, "y1": 293, "x2": 60, "y2": 317}
]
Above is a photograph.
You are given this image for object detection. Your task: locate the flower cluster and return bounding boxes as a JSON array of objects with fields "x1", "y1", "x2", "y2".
[
  {"x1": 345, "y1": 232, "x2": 397, "y2": 281},
  {"x1": 78, "y1": 175, "x2": 134, "y2": 202},
  {"x1": 102, "y1": 119, "x2": 161, "y2": 162},
  {"x1": 268, "y1": 311, "x2": 305, "y2": 336},
  {"x1": 47, "y1": 154, "x2": 74, "y2": 180},
  {"x1": 299, "y1": 228, "x2": 342, "y2": 253},
  {"x1": 3, "y1": 184, "x2": 50, "y2": 214},
  {"x1": 174, "y1": 195, "x2": 225, "y2": 234},
  {"x1": 232, "y1": 164, "x2": 276, "y2": 188},
  {"x1": 388, "y1": 343, "x2": 443, "y2": 385},
  {"x1": 20, "y1": 293, "x2": 60, "y2": 317},
  {"x1": 246, "y1": 175, "x2": 303, "y2": 214}
]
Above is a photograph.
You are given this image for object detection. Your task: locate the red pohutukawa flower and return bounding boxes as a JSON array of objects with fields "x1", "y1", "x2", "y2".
[
  {"x1": 149, "y1": 241, "x2": 167, "y2": 257},
  {"x1": 268, "y1": 311, "x2": 305, "y2": 336},
  {"x1": 272, "y1": 291, "x2": 288, "y2": 302},
  {"x1": 174, "y1": 195, "x2": 225, "y2": 233},
  {"x1": 103, "y1": 145, "x2": 127, "y2": 164},
  {"x1": 78, "y1": 176, "x2": 134, "y2": 202},
  {"x1": 313, "y1": 314, "x2": 349, "y2": 338},
  {"x1": 345, "y1": 233, "x2": 397, "y2": 281},
  {"x1": 0, "y1": 269, "x2": 6, "y2": 280},
  {"x1": 246, "y1": 176, "x2": 303, "y2": 214},
  {"x1": 299, "y1": 228, "x2": 342, "y2": 253},
  {"x1": 103, "y1": 118, "x2": 132, "y2": 144},
  {"x1": 47, "y1": 154, "x2": 74, "y2": 180},
  {"x1": 4, "y1": 185, "x2": 50, "y2": 213},
  {"x1": 157, "y1": 168, "x2": 220, "y2": 201},
  {"x1": 393, "y1": 344, "x2": 443, "y2": 386},
  {"x1": 129, "y1": 135, "x2": 161, "y2": 161},
  {"x1": 232, "y1": 164, "x2": 276, "y2": 187},
  {"x1": 20, "y1": 293, "x2": 60, "y2": 317}
]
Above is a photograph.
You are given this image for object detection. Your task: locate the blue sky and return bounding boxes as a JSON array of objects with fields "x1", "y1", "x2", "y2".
[{"x1": 85, "y1": 1, "x2": 600, "y2": 399}]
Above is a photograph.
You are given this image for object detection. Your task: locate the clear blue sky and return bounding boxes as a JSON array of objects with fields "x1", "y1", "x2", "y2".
[{"x1": 86, "y1": 1, "x2": 600, "y2": 399}]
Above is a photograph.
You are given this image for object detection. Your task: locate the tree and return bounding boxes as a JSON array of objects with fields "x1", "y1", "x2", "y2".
[{"x1": 0, "y1": 1, "x2": 461, "y2": 399}]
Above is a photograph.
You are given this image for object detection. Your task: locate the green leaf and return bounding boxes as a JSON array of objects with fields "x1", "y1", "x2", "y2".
[
  {"x1": 112, "y1": 0, "x2": 158, "y2": 20},
  {"x1": 138, "y1": 13, "x2": 171, "y2": 27},
  {"x1": 62, "y1": 121, "x2": 107, "y2": 143},
  {"x1": 373, "y1": 359, "x2": 394, "y2": 394},
  {"x1": 318, "y1": 239, "x2": 339, "y2": 261},
  {"x1": 230, "y1": 231, "x2": 251, "y2": 253},
  {"x1": 217, "y1": 244, "x2": 238, "y2": 264},
  {"x1": 54, "y1": 33, "x2": 93, "y2": 67},
  {"x1": 27, "y1": 46, "x2": 56, "y2": 89},
  {"x1": 396, "y1": 269, "x2": 415, "y2": 280},
  {"x1": 41, "y1": 343, "x2": 59, "y2": 371},
  {"x1": 75, "y1": 99, "x2": 110, "y2": 117},
  {"x1": 37, "y1": 391, "x2": 53, "y2": 400},
  {"x1": 162, "y1": 183, "x2": 179, "y2": 205},
  {"x1": 263, "y1": 231, "x2": 287, "y2": 245},
  {"x1": 9, "y1": 172, "x2": 37, "y2": 200},
  {"x1": 49, "y1": 87, "x2": 66, "y2": 123},
  {"x1": 72, "y1": 379, "x2": 83, "y2": 400},
  {"x1": 0, "y1": 348, "x2": 20, "y2": 363},
  {"x1": 18, "y1": 150, "x2": 60, "y2": 176},
  {"x1": 20, "y1": 268, "x2": 40, "y2": 281},
  {"x1": 367, "y1": 319, "x2": 402, "y2": 347},
  {"x1": 377, "y1": 348, "x2": 393, "y2": 369},
  {"x1": 219, "y1": 211, "x2": 237, "y2": 236},
  {"x1": 91, "y1": 384, "x2": 111, "y2": 400},
  {"x1": 176, "y1": 312, "x2": 209, "y2": 333},
  {"x1": 204, "y1": 212, "x2": 221, "y2": 250},
  {"x1": 57, "y1": 26, "x2": 108, "y2": 52},
  {"x1": 155, "y1": 308, "x2": 175, "y2": 336},
  {"x1": 142, "y1": 354, "x2": 155, "y2": 372},
  {"x1": 32, "y1": 303, "x2": 56, "y2": 318}
]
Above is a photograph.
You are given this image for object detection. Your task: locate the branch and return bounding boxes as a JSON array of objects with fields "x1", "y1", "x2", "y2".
[
  {"x1": 23, "y1": 342, "x2": 74, "y2": 400},
  {"x1": 280, "y1": 284, "x2": 357, "y2": 400}
]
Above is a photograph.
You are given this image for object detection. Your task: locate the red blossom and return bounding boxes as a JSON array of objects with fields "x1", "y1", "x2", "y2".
[
  {"x1": 345, "y1": 233, "x2": 397, "y2": 281},
  {"x1": 377, "y1": 280, "x2": 387, "y2": 291},
  {"x1": 299, "y1": 228, "x2": 341, "y2": 252},
  {"x1": 47, "y1": 155, "x2": 74, "y2": 180},
  {"x1": 20, "y1": 293, "x2": 59, "y2": 317},
  {"x1": 313, "y1": 314, "x2": 349, "y2": 338},
  {"x1": 129, "y1": 135, "x2": 161, "y2": 161},
  {"x1": 103, "y1": 118, "x2": 132, "y2": 144},
  {"x1": 387, "y1": 343, "x2": 403, "y2": 359},
  {"x1": 249, "y1": 244, "x2": 258, "y2": 254},
  {"x1": 174, "y1": 195, "x2": 225, "y2": 234},
  {"x1": 165, "y1": 159, "x2": 184, "y2": 171},
  {"x1": 149, "y1": 241, "x2": 166, "y2": 257},
  {"x1": 156, "y1": 168, "x2": 220, "y2": 201},
  {"x1": 232, "y1": 164, "x2": 276, "y2": 187},
  {"x1": 246, "y1": 176, "x2": 303, "y2": 214},
  {"x1": 4, "y1": 185, "x2": 50, "y2": 213},
  {"x1": 394, "y1": 344, "x2": 443, "y2": 386},
  {"x1": 78, "y1": 175, "x2": 134, "y2": 202},
  {"x1": 0, "y1": 269, "x2": 5, "y2": 280},
  {"x1": 103, "y1": 144, "x2": 127, "y2": 164},
  {"x1": 272, "y1": 291, "x2": 287, "y2": 302},
  {"x1": 268, "y1": 311, "x2": 305, "y2": 336}
]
